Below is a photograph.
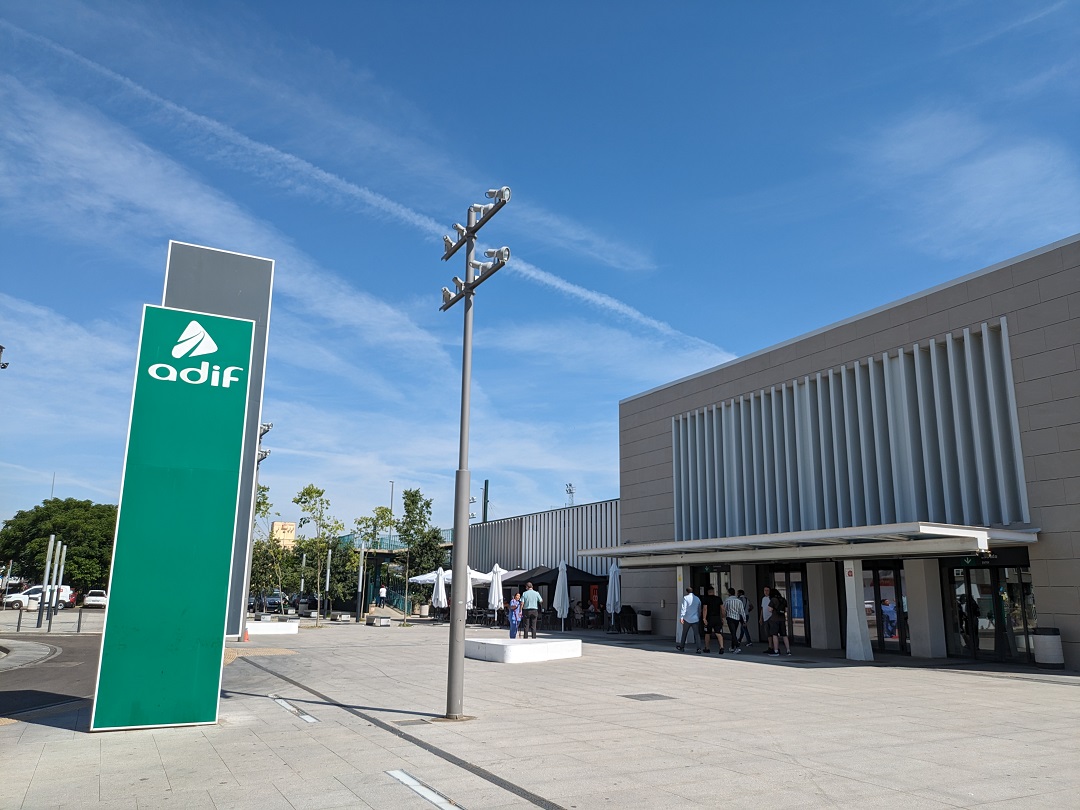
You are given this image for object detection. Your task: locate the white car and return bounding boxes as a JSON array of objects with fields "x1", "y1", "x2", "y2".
[
  {"x1": 4, "y1": 585, "x2": 74, "y2": 610},
  {"x1": 83, "y1": 590, "x2": 108, "y2": 609}
]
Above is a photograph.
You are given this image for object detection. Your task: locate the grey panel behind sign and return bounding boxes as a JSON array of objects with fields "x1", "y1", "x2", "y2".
[{"x1": 162, "y1": 241, "x2": 274, "y2": 638}]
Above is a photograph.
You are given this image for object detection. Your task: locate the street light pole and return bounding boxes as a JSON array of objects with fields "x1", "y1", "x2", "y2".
[{"x1": 439, "y1": 187, "x2": 512, "y2": 720}]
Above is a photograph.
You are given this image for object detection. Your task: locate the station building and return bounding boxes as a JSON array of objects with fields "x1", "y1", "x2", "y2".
[{"x1": 594, "y1": 234, "x2": 1080, "y2": 668}]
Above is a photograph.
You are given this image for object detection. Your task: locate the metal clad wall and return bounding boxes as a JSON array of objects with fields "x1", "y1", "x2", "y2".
[
  {"x1": 673, "y1": 319, "x2": 1029, "y2": 539},
  {"x1": 521, "y1": 499, "x2": 620, "y2": 575},
  {"x1": 466, "y1": 517, "x2": 524, "y2": 572},
  {"x1": 466, "y1": 499, "x2": 620, "y2": 574}
]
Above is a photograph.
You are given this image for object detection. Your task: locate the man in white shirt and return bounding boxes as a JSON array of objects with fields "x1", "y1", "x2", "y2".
[
  {"x1": 761, "y1": 586, "x2": 773, "y2": 648},
  {"x1": 723, "y1": 587, "x2": 747, "y2": 653},
  {"x1": 676, "y1": 587, "x2": 703, "y2": 653}
]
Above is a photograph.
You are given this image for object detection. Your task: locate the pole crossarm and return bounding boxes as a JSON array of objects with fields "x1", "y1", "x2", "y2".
[{"x1": 440, "y1": 191, "x2": 511, "y2": 262}]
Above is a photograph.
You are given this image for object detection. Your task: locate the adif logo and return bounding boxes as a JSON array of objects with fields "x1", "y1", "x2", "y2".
[
  {"x1": 148, "y1": 320, "x2": 245, "y2": 389},
  {"x1": 171, "y1": 320, "x2": 218, "y2": 358}
]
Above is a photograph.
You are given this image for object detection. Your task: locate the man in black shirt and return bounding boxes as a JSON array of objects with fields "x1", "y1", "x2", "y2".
[{"x1": 701, "y1": 585, "x2": 726, "y2": 655}]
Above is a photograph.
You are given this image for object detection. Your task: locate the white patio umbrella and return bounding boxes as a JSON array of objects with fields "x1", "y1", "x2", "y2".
[
  {"x1": 465, "y1": 567, "x2": 476, "y2": 610},
  {"x1": 488, "y1": 565, "x2": 505, "y2": 610},
  {"x1": 553, "y1": 560, "x2": 570, "y2": 631},
  {"x1": 605, "y1": 562, "x2": 621, "y2": 632},
  {"x1": 409, "y1": 568, "x2": 491, "y2": 586},
  {"x1": 432, "y1": 567, "x2": 448, "y2": 610}
]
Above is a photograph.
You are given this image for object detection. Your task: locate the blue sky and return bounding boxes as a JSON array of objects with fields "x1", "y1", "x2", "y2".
[{"x1": 1, "y1": 2, "x2": 1078, "y2": 530}]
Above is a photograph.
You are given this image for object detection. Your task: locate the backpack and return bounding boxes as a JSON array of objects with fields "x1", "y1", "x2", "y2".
[{"x1": 771, "y1": 593, "x2": 788, "y2": 614}]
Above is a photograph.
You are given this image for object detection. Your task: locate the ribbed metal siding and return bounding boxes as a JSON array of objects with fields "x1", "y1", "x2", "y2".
[
  {"x1": 673, "y1": 319, "x2": 1029, "y2": 539},
  {"x1": 521, "y1": 499, "x2": 620, "y2": 575},
  {"x1": 466, "y1": 517, "x2": 524, "y2": 572}
]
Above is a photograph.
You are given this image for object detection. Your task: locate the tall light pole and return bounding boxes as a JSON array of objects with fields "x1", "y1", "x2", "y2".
[
  {"x1": 440, "y1": 186, "x2": 512, "y2": 720},
  {"x1": 238, "y1": 422, "x2": 272, "y2": 640}
]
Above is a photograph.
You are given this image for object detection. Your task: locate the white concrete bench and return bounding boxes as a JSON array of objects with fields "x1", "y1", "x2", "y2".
[
  {"x1": 464, "y1": 637, "x2": 581, "y2": 664},
  {"x1": 365, "y1": 615, "x2": 391, "y2": 627},
  {"x1": 246, "y1": 620, "x2": 299, "y2": 635}
]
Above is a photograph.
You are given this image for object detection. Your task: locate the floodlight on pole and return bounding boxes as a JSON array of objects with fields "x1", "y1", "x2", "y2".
[{"x1": 439, "y1": 186, "x2": 511, "y2": 720}]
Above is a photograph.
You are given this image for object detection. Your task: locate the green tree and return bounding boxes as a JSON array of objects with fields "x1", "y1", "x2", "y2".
[
  {"x1": 249, "y1": 484, "x2": 295, "y2": 611},
  {"x1": 396, "y1": 488, "x2": 448, "y2": 611},
  {"x1": 292, "y1": 484, "x2": 346, "y2": 625},
  {"x1": 0, "y1": 498, "x2": 117, "y2": 594},
  {"x1": 353, "y1": 505, "x2": 393, "y2": 612},
  {"x1": 353, "y1": 505, "x2": 394, "y2": 550}
]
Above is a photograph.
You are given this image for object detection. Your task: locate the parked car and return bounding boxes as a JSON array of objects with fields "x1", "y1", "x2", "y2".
[
  {"x1": 83, "y1": 590, "x2": 108, "y2": 609},
  {"x1": 255, "y1": 591, "x2": 286, "y2": 612},
  {"x1": 4, "y1": 585, "x2": 74, "y2": 610},
  {"x1": 290, "y1": 593, "x2": 320, "y2": 612}
]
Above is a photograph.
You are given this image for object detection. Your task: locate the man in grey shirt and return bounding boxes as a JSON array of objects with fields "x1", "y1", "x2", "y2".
[
  {"x1": 520, "y1": 582, "x2": 543, "y2": 639},
  {"x1": 676, "y1": 587, "x2": 703, "y2": 653}
]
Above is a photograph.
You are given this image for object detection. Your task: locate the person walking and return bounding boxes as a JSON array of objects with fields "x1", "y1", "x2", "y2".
[
  {"x1": 701, "y1": 585, "x2": 725, "y2": 655},
  {"x1": 768, "y1": 589, "x2": 792, "y2": 656},
  {"x1": 760, "y1": 586, "x2": 773, "y2": 650},
  {"x1": 378, "y1": 585, "x2": 387, "y2": 608},
  {"x1": 520, "y1": 582, "x2": 542, "y2": 639},
  {"x1": 737, "y1": 589, "x2": 753, "y2": 647},
  {"x1": 508, "y1": 591, "x2": 523, "y2": 639},
  {"x1": 723, "y1": 587, "x2": 747, "y2": 653},
  {"x1": 881, "y1": 598, "x2": 898, "y2": 638},
  {"x1": 676, "y1": 587, "x2": 704, "y2": 653}
]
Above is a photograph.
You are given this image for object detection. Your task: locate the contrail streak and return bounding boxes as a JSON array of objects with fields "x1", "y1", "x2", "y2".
[{"x1": 1, "y1": 19, "x2": 724, "y2": 351}]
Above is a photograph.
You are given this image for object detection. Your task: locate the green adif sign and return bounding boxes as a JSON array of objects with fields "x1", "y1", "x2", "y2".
[{"x1": 92, "y1": 305, "x2": 254, "y2": 731}]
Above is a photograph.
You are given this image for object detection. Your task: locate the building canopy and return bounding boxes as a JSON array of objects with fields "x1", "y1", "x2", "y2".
[{"x1": 580, "y1": 522, "x2": 1037, "y2": 568}]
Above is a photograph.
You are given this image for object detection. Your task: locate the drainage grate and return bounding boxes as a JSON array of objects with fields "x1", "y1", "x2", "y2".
[
  {"x1": 621, "y1": 693, "x2": 674, "y2": 701},
  {"x1": 395, "y1": 719, "x2": 429, "y2": 726}
]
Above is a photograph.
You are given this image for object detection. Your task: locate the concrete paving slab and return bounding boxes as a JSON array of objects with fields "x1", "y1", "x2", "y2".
[{"x1": 2, "y1": 624, "x2": 1079, "y2": 808}]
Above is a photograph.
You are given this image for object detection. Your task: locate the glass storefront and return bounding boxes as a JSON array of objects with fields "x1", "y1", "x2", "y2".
[{"x1": 940, "y1": 550, "x2": 1036, "y2": 664}]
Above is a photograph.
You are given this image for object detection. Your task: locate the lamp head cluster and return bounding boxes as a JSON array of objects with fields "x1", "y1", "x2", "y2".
[{"x1": 440, "y1": 186, "x2": 512, "y2": 311}]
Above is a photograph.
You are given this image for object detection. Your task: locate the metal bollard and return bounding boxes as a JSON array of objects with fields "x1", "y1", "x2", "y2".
[
  {"x1": 77, "y1": 607, "x2": 84, "y2": 634},
  {"x1": 16, "y1": 608, "x2": 23, "y2": 633}
]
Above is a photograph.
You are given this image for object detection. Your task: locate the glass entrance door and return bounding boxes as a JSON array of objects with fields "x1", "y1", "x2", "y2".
[
  {"x1": 863, "y1": 562, "x2": 908, "y2": 654},
  {"x1": 768, "y1": 567, "x2": 808, "y2": 646},
  {"x1": 943, "y1": 565, "x2": 1036, "y2": 663}
]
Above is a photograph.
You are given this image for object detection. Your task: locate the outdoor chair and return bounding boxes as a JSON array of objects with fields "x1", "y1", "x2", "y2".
[{"x1": 618, "y1": 605, "x2": 638, "y2": 633}]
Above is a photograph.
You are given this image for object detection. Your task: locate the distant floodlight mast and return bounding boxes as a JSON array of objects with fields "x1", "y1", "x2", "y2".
[{"x1": 439, "y1": 186, "x2": 511, "y2": 720}]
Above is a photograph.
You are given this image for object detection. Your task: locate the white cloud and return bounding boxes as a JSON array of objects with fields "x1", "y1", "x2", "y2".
[
  {"x1": 0, "y1": 293, "x2": 136, "y2": 513},
  {"x1": 0, "y1": 18, "x2": 733, "y2": 527},
  {"x1": 0, "y1": 15, "x2": 658, "y2": 276},
  {"x1": 486, "y1": 318, "x2": 733, "y2": 386},
  {"x1": 0, "y1": 75, "x2": 448, "y2": 367},
  {"x1": 854, "y1": 108, "x2": 1080, "y2": 259}
]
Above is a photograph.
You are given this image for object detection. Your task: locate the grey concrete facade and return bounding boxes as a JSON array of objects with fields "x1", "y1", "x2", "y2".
[{"x1": 619, "y1": 233, "x2": 1080, "y2": 666}]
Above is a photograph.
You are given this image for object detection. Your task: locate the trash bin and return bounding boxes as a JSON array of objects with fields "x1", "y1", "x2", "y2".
[
  {"x1": 637, "y1": 610, "x2": 652, "y2": 634},
  {"x1": 1033, "y1": 627, "x2": 1065, "y2": 669}
]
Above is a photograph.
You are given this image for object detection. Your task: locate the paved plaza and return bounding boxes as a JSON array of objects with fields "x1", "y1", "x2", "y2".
[{"x1": 2, "y1": 621, "x2": 1079, "y2": 809}]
